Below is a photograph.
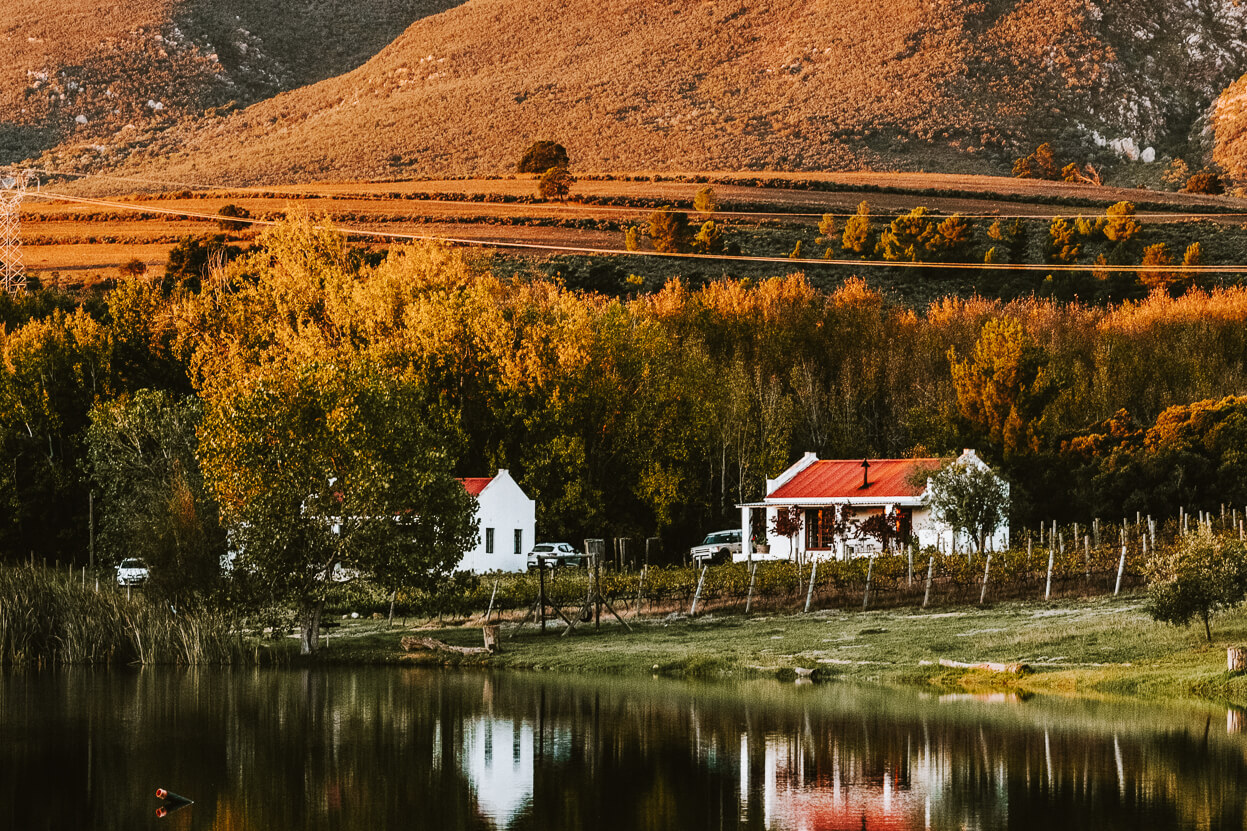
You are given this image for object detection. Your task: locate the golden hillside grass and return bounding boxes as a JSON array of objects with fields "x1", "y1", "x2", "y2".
[{"x1": 85, "y1": 0, "x2": 1247, "y2": 186}]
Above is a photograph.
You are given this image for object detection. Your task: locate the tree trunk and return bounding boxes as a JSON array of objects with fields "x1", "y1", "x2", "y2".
[
  {"x1": 1204, "y1": 610, "x2": 1213, "y2": 644},
  {"x1": 300, "y1": 601, "x2": 324, "y2": 655}
]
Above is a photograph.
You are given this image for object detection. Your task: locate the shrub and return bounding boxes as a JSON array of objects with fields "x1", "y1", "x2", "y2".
[
  {"x1": 693, "y1": 220, "x2": 723, "y2": 254},
  {"x1": 1184, "y1": 171, "x2": 1225, "y2": 195},
  {"x1": 841, "y1": 201, "x2": 873, "y2": 256},
  {"x1": 1147, "y1": 530, "x2": 1247, "y2": 641},
  {"x1": 517, "y1": 141, "x2": 569, "y2": 174}
]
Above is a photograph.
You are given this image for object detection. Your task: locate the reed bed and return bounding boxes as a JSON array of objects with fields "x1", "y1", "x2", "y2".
[{"x1": 0, "y1": 565, "x2": 241, "y2": 667}]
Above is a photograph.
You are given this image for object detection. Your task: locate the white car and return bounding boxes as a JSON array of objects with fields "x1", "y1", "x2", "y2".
[
  {"x1": 115, "y1": 558, "x2": 150, "y2": 586},
  {"x1": 690, "y1": 530, "x2": 742, "y2": 566},
  {"x1": 526, "y1": 542, "x2": 585, "y2": 570}
]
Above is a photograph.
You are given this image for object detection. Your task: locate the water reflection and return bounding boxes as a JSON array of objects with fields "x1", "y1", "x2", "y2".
[{"x1": 1, "y1": 669, "x2": 1246, "y2": 830}]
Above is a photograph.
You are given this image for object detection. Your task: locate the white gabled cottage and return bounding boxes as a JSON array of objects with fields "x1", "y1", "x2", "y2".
[
  {"x1": 738, "y1": 449, "x2": 1008, "y2": 561},
  {"x1": 456, "y1": 469, "x2": 536, "y2": 574}
]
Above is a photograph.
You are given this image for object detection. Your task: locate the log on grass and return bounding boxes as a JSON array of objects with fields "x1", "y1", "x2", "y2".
[
  {"x1": 401, "y1": 636, "x2": 490, "y2": 655},
  {"x1": 938, "y1": 657, "x2": 1030, "y2": 675}
]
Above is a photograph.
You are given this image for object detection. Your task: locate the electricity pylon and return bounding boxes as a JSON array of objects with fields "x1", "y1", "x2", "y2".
[{"x1": 0, "y1": 169, "x2": 38, "y2": 294}]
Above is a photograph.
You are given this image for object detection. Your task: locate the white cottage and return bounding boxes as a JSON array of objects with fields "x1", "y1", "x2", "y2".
[
  {"x1": 738, "y1": 449, "x2": 1008, "y2": 561},
  {"x1": 457, "y1": 469, "x2": 536, "y2": 574}
]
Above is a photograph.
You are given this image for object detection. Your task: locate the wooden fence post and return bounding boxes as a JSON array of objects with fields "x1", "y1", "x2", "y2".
[
  {"x1": 690, "y1": 565, "x2": 707, "y2": 616},
  {"x1": 633, "y1": 564, "x2": 647, "y2": 614},
  {"x1": 861, "y1": 556, "x2": 874, "y2": 611},
  {"x1": 1044, "y1": 545, "x2": 1055, "y2": 601},
  {"x1": 745, "y1": 561, "x2": 757, "y2": 615},
  {"x1": 907, "y1": 545, "x2": 914, "y2": 588},
  {"x1": 1115, "y1": 542, "x2": 1127, "y2": 596},
  {"x1": 805, "y1": 559, "x2": 819, "y2": 613},
  {"x1": 539, "y1": 562, "x2": 547, "y2": 633},
  {"x1": 922, "y1": 556, "x2": 935, "y2": 609},
  {"x1": 979, "y1": 554, "x2": 992, "y2": 605},
  {"x1": 485, "y1": 579, "x2": 499, "y2": 623}
]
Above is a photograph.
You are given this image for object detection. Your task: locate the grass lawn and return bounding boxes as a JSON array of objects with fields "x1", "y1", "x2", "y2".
[{"x1": 303, "y1": 592, "x2": 1247, "y2": 707}]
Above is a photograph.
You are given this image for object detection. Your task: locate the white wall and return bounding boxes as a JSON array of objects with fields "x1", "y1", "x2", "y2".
[{"x1": 458, "y1": 470, "x2": 536, "y2": 574}]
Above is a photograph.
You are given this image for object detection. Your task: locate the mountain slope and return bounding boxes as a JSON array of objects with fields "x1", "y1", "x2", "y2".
[
  {"x1": 0, "y1": 0, "x2": 466, "y2": 166},
  {"x1": 86, "y1": 0, "x2": 1247, "y2": 185}
]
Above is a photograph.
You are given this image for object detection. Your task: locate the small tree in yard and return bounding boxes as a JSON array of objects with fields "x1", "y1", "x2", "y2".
[
  {"x1": 1147, "y1": 529, "x2": 1247, "y2": 642},
  {"x1": 538, "y1": 166, "x2": 574, "y2": 201},
  {"x1": 771, "y1": 506, "x2": 804, "y2": 564},
  {"x1": 919, "y1": 459, "x2": 1008, "y2": 555}
]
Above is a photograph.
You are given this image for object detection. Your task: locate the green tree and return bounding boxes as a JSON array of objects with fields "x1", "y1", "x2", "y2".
[
  {"x1": 516, "y1": 141, "x2": 568, "y2": 174},
  {"x1": 922, "y1": 457, "x2": 1009, "y2": 555},
  {"x1": 198, "y1": 361, "x2": 477, "y2": 654},
  {"x1": 648, "y1": 208, "x2": 693, "y2": 253},
  {"x1": 88, "y1": 390, "x2": 223, "y2": 598},
  {"x1": 693, "y1": 186, "x2": 719, "y2": 214},
  {"x1": 1147, "y1": 529, "x2": 1247, "y2": 642},
  {"x1": 841, "y1": 201, "x2": 873, "y2": 256},
  {"x1": 537, "y1": 166, "x2": 575, "y2": 201}
]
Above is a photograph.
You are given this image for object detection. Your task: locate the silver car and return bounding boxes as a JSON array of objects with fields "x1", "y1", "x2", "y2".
[
  {"x1": 115, "y1": 558, "x2": 150, "y2": 586},
  {"x1": 526, "y1": 542, "x2": 584, "y2": 570},
  {"x1": 690, "y1": 530, "x2": 742, "y2": 565}
]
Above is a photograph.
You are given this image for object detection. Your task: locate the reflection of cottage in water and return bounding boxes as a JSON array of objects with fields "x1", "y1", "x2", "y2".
[{"x1": 460, "y1": 717, "x2": 535, "y2": 827}]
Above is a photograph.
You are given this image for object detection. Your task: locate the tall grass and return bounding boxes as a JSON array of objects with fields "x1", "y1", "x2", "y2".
[{"x1": 0, "y1": 565, "x2": 240, "y2": 667}]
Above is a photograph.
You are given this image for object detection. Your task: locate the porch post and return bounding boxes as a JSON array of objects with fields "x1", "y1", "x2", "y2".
[{"x1": 740, "y1": 504, "x2": 753, "y2": 559}]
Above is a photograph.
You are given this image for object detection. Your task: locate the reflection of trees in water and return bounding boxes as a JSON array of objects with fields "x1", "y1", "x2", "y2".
[{"x1": 4, "y1": 671, "x2": 1247, "y2": 830}]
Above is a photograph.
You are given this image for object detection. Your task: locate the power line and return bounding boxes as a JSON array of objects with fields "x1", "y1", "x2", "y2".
[
  {"x1": 29, "y1": 166, "x2": 1247, "y2": 222},
  {"x1": 28, "y1": 188, "x2": 1247, "y2": 274}
]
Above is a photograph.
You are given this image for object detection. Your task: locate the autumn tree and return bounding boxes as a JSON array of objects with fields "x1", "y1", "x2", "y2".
[
  {"x1": 1184, "y1": 171, "x2": 1225, "y2": 195},
  {"x1": 841, "y1": 201, "x2": 873, "y2": 256},
  {"x1": 949, "y1": 318, "x2": 1058, "y2": 456},
  {"x1": 1102, "y1": 201, "x2": 1141, "y2": 243},
  {"x1": 693, "y1": 220, "x2": 724, "y2": 254},
  {"x1": 1012, "y1": 142, "x2": 1061, "y2": 180}
]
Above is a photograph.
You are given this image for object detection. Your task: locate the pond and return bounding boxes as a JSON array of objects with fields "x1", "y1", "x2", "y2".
[{"x1": 2, "y1": 668, "x2": 1245, "y2": 830}]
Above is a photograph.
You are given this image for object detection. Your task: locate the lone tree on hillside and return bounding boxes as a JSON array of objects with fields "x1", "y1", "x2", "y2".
[
  {"x1": 1147, "y1": 529, "x2": 1247, "y2": 642},
  {"x1": 914, "y1": 458, "x2": 1009, "y2": 555},
  {"x1": 517, "y1": 141, "x2": 569, "y2": 174},
  {"x1": 538, "y1": 166, "x2": 575, "y2": 201}
]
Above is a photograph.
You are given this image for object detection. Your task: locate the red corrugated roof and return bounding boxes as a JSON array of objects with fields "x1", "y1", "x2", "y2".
[
  {"x1": 768, "y1": 458, "x2": 939, "y2": 500},
  {"x1": 459, "y1": 477, "x2": 493, "y2": 496}
]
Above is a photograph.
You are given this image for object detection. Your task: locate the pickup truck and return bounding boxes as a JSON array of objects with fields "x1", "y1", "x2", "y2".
[{"x1": 690, "y1": 529, "x2": 742, "y2": 566}]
